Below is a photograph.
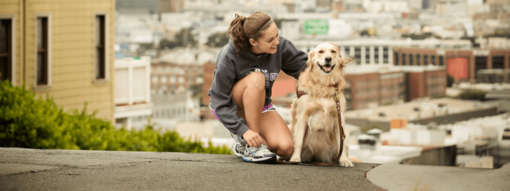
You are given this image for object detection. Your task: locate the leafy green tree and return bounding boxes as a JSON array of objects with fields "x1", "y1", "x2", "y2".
[
  {"x1": 175, "y1": 28, "x2": 197, "y2": 47},
  {"x1": 0, "y1": 80, "x2": 231, "y2": 154},
  {"x1": 159, "y1": 38, "x2": 179, "y2": 49},
  {"x1": 457, "y1": 89, "x2": 486, "y2": 101},
  {"x1": 206, "y1": 32, "x2": 230, "y2": 47}
]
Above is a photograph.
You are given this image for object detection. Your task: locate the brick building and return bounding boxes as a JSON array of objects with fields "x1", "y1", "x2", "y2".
[
  {"x1": 402, "y1": 67, "x2": 447, "y2": 101},
  {"x1": 151, "y1": 60, "x2": 203, "y2": 94},
  {"x1": 393, "y1": 47, "x2": 510, "y2": 83},
  {"x1": 344, "y1": 67, "x2": 406, "y2": 110},
  {"x1": 344, "y1": 65, "x2": 446, "y2": 110},
  {"x1": 201, "y1": 62, "x2": 215, "y2": 106}
]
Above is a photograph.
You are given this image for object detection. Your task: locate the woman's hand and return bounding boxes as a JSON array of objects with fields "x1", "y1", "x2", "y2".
[{"x1": 242, "y1": 129, "x2": 263, "y2": 147}]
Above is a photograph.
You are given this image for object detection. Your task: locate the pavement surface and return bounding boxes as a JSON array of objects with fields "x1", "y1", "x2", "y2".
[
  {"x1": 367, "y1": 162, "x2": 510, "y2": 191},
  {"x1": 0, "y1": 148, "x2": 381, "y2": 191},
  {"x1": 2, "y1": 147, "x2": 509, "y2": 191}
]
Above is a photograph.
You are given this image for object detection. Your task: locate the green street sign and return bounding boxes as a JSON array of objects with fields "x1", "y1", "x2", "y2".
[{"x1": 305, "y1": 19, "x2": 329, "y2": 35}]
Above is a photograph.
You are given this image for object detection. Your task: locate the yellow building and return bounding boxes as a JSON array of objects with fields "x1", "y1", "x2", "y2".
[{"x1": 0, "y1": 0, "x2": 115, "y2": 122}]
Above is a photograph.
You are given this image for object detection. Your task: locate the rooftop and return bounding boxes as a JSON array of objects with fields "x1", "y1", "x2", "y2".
[
  {"x1": 343, "y1": 64, "x2": 445, "y2": 75},
  {"x1": 345, "y1": 98, "x2": 495, "y2": 121},
  {"x1": 1, "y1": 147, "x2": 508, "y2": 190}
]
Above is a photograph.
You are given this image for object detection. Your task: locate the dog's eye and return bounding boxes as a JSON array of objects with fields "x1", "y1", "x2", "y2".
[
  {"x1": 318, "y1": 50, "x2": 324, "y2": 53},
  {"x1": 331, "y1": 51, "x2": 336, "y2": 53}
]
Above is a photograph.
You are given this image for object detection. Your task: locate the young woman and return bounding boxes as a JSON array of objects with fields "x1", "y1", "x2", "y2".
[{"x1": 208, "y1": 12, "x2": 308, "y2": 162}]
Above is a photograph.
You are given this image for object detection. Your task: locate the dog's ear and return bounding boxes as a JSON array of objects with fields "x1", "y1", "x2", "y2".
[
  {"x1": 307, "y1": 49, "x2": 316, "y2": 69},
  {"x1": 341, "y1": 57, "x2": 352, "y2": 67}
]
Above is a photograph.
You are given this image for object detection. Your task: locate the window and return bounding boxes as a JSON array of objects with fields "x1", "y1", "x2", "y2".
[
  {"x1": 424, "y1": 55, "x2": 429, "y2": 65},
  {"x1": 344, "y1": 46, "x2": 350, "y2": 57},
  {"x1": 36, "y1": 16, "x2": 49, "y2": 86},
  {"x1": 365, "y1": 47, "x2": 370, "y2": 64},
  {"x1": 394, "y1": 52, "x2": 399, "y2": 66},
  {"x1": 95, "y1": 15, "x2": 106, "y2": 80},
  {"x1": 409, "y1": 54, "x2": 413, "y2": 66},
  {"x1": 492, "y1": 56, "x2": 504, "y2": 69},
  {"x1": 402, "y1": 53, "x2": 406, "y2": 65},
  {"x1": 0, "y1": 18, "x2": 13, "y2": 83},
  {"x1": 354, "y1": 47, "x2": 361, "y2": 65},
  {"x1": 374, "y1": 47, "x2": 379, "y2": 64},
  {"x1": 383, "y1": 47, "x2": 389, "y2": 63},
  {"x1": 439, "y1": 56, "x2": 444, "y2": 66},
  {"x1": 417, "y1": 54, "x2": 421, "y2": 66},
  {"x1": 475, "y1": 56, "x2": 487, "y2": 78},
  {"x1": 431, "y1": 55, "x2": 436, "y2": 65}
]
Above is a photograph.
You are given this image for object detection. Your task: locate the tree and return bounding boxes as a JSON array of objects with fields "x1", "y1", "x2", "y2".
[
  {"x1": 175, "y1": 28, "x2": 197, "y2": 47},
  {"x1": 206, "y1": 32, "x2": 230, "y2": 47},
  {"x1": 159, "y1": 38, "x2": 179, "y2": 50},
  {"x1": 458, "y1": 89, "x2": 486, "y2": 101}
]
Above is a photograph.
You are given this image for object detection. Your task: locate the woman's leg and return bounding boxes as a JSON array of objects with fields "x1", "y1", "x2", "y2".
[
  {"x1": 258, "y1": 111, "x2": 294, "y2": 157},
  {"x1": 231, "y1": 72, "x2": 266, "y2": 139},
  {"x1": 231, "y1": 71, "x2": 293, "y2": 157}
]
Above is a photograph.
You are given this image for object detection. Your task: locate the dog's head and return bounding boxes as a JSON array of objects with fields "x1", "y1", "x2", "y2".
[{"x1": 306, "y1": 42, "x2": 352, "y2": 86}]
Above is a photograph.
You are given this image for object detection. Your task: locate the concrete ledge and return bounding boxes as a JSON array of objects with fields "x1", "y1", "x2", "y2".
[
  {"x1": 368, "y1": 163, "x2": 510, "y2": 190},
  {"x1": 0, "y1": 148, "x2": 381, "y2": 190}
]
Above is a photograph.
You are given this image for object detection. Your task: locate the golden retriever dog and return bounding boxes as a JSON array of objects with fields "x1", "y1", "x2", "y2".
[{"x1": 288, "y1": 42, "x2": 354, "y2": 167}]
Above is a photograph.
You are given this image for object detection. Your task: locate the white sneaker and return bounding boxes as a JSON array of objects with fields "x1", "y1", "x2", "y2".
[
  {"x1": 231, "y1": 132, "x2": 246, "y2": 158},
  {"x1": 242, "y1": 144, "x2": 277, "y2": 163}
]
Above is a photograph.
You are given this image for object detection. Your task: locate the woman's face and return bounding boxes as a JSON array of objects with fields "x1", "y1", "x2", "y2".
[{"x1": 250, "y1": 22, "x2": 280, "y2": 55}]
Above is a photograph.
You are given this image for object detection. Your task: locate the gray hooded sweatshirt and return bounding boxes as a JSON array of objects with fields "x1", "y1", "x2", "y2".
[{"x1": 208, "y1": 36, "x2": 308, "y2": 136}]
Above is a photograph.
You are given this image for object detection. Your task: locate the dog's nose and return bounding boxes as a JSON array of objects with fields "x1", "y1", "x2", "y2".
[{"x1": 325, "y1": 56, "x2": 332, "y2": 62}]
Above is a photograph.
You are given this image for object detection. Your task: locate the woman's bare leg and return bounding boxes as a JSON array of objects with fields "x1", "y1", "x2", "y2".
[
  {"x1": 232, "y1": 72, "x2": 267, "y2": 144},
  {"x1": 258, "y1": 111, "x2": 293, "y2": 157},
  {"x1": 231, "y1": 71, "x2": 293, "y2": 157}
]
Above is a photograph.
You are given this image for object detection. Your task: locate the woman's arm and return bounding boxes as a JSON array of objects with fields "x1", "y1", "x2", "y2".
[
  {"x1": 209, "y1": 56, "x2": 251, "y2": 137},
  {"x1": 280, "y1": 37, "x2": 308, "y2": 80}
]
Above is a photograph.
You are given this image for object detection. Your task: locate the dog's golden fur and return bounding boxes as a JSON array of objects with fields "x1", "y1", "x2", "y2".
[{"x1": 288, "y1": 42, "x2": 354, "y2": 167}]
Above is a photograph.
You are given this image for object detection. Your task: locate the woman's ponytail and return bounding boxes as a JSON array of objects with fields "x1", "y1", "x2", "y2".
[{"x1": 228, "y1": 14, "x2": 249, "y2": 56}]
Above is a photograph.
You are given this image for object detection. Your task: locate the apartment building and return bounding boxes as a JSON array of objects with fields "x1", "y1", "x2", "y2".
[
  {"x1": 393, "y1": 66, "x2": 447, "y2": 101},
  {"x1": 393, "y1": 47, "x2": 510, "y2": 83},
  {"x1": 0, "y1": 0, "x2": 115, "y2": 122},
  {"x1": 345, "y1": 98, "x2": 499, "y2": 132},
  {"x1": 344, "y1": 65, "x2": 445, "y2": 110},
  {"x1": 344, "y1": 67, "x2": 406, "y2": 110},
  {"x1": 151, "y1": 60, "x2": 203, "y2": 94},
  {"x1": 201, "y1": 61, "x2": 215, "y2": 106}
]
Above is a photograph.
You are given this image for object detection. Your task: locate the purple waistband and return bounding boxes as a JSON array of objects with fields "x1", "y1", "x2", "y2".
[{"x1": 262, "y1": 103, "x2": 274, "y2": 112}]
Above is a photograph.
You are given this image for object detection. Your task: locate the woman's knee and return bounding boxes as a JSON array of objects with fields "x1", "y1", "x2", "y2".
[
  {"x1": 244, "y1": 72, "x2": 266, "y2": 93},
  {"x1": 278, "y1": 140, "x2": 294, "y2": 157}
]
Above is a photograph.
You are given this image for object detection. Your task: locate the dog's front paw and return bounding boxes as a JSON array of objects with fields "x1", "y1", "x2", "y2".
[
  {"x1": 289, "y1": 157, "x2": 301, "y2": 163},
  {"x1": 339, "y1": 157, "x2": 354, "y2": 167}
]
